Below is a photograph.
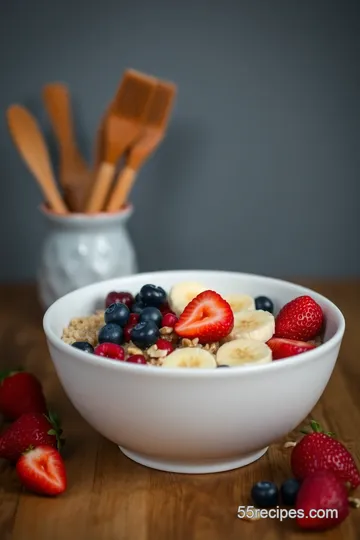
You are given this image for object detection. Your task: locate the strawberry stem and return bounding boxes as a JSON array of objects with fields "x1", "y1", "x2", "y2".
[{"x1": 300, "y1": 419, "x2": 335, "y2": 437}]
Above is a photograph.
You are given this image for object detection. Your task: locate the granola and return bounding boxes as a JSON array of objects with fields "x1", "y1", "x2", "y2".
[
  {"x1": 61, "y1": 311, "x2": 105, "y2": 347},
  {"x1": 61, "y1": 311, "x2": 219, "y2": 366}
]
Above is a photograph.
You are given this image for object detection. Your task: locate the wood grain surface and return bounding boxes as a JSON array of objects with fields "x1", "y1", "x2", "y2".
[{"x1": 0, "y1": 281, "x2": 359, "y2": 540}]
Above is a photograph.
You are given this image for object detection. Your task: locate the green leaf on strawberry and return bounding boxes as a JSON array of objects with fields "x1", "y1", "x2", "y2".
[
  {"x1": 45, "y1": 411, "x2": 65, "y2": 450},
  {"x1": 0, "y1": 367, "x2": 24, "y2": 384},
  {"x1": 300, "y1": 419, "x2": 335, "y2": 437}
]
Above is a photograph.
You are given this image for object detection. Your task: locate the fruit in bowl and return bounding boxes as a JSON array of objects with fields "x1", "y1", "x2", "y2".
[
  {"x1": 60, "y1": 280, "x2": 325, "y2": 369},
  {"x1": 43, "y1": 271, "x2": 344, "y2": 474}
]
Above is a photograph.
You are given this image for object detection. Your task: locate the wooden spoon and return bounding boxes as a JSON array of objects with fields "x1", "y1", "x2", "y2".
[
  {"x1": 42, "y1": 82, "x2": 93, "y2": 212},
  {"x1": 86, "y1": 70, "x2": 156, "y2": 213},
  {"x1": 6, "y1": 104, "x2": 68, "y2": 214},
  {"x1": 106, "y1": 81, "x2": 177, "y2": 212}
]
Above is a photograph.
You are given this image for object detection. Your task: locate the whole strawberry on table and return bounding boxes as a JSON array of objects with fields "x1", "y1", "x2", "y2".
[
  {"x1": 249, "y1": 419, "x2": 360, "y2": 532},
  {"x1": 0, "y1": 368, "x2": 67, "y2": 496}
]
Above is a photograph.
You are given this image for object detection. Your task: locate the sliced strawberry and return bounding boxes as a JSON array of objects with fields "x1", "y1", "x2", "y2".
[
  {"x1": 16, "y1": 445, "x2": 67, "y2": 496},
  {"x1": 267, "y1": 337, "x2": 316, "y2": 360},
  {"x1": 174, "y1": 290, "x2": 234, "y2": 344}
]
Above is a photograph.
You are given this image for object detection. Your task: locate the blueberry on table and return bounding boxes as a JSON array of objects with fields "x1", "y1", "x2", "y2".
[
  {"x1": 255, "y1": 296, "x2": 274, "y2": 314},
  {"x1": 131, "y1": 301, "x2": 146, "y2": 314},
  {"x1": 130, "y1": 321, "x2": 160, "y2": 349},
  {"x1": 251, "y1": 481, "x2": 279, "y2": 507},
  {"x1": 139, "y1": 284, "x2": 167, "y2": 307},
  {"x1": 105, "y1": 302, "x2": 130, "y2": 327},
  {"x1": 280, "y1": 478, "x2": 301, "y2": 506},
  {"x1": 139, "y1": 306, "x2": 162, "y2": 327},
  {"x1": 71, "y1": 341, "x2": 94, "y2": 353},
  {"x1": 98, "y1": 323, "x2": 124, "y2": 345}
]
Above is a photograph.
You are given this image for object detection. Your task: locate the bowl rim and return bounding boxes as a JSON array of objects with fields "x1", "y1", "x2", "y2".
[{"x1": 43, "y1": 270, "x2": 346, "y2": 378}]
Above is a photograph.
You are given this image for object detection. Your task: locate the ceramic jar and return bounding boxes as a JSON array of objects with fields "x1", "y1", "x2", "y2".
[{"x1": 37, "y1": 205, "x2": 138, "y2": 309}]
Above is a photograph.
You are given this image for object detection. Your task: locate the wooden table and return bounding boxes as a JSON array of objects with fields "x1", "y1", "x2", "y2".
[{"x1": 1, "y1": 281, "x2": 359, "y2": 540}]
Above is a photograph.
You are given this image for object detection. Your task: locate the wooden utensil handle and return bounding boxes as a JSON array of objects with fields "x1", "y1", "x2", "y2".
[
  {"x1": 106, "y1": 167, "x2": 137, "y2": 212},
  {"x1": 43, "y1": 85, "x2": 75, "y2": 148},
  {"x1": 42, "y1": 182, "x2": 69, "y2": 214},
  {"x1": 86, "y1": 162, "x2": 115, "y2": 213}
]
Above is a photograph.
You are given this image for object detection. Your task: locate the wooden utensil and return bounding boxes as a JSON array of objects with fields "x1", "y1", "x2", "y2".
[
  {"x1": 6, "y1": 104, "x2": 68, "y2": 214},
  {"x1": 93, "y1": 70, "x2": 150, "y2": 171},
  {"x1": 106, "y1": 81, "x2": 177, "y2": 212},
  {"x1": 42, "y1": 82, "x2": 93, "y2": 212},
  {"x1": 93, "y1": 100, "x2": 114, "y2": 173},
  {"x1": 86, "y1": 70, "x2": 156, "y2": 213}
]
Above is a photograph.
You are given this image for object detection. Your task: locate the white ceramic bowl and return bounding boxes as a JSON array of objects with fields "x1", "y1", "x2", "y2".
[{"x1": 43, "y1": 270, "x2": 345, "y2": 474}]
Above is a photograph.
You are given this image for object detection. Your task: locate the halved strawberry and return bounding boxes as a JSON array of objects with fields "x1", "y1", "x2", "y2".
[
  {"x1": 16, "y1": 445, "x2": 67, "y2": 496},
  {"x1": 267, "y1": 337, "x2": 316, "y2": 360},
  {"x1": 174, "y1": 290, "x2": 234, "y2": 344}
]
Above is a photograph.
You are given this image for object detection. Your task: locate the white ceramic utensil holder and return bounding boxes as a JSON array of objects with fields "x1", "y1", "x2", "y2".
[{"x1": 37, "y1": 205, "x2": 138, "y2": 309}]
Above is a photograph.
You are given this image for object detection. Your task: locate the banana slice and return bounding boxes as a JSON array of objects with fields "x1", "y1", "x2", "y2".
[
  {"x1": 161, "y1": 347, "x2": 217, "y2": 369},
  {"x1": 224, "y1": 294, "x2": 255, "y2": 313},
  {"x1": 216, "y1": 338, "x2": 272, "y2": 367},
  {"x1": 168, "y1": 281, "x2": 206, "y2": 316},
  {"x1": 232, "y1": 310, "x2": 275, "y2": 342}
]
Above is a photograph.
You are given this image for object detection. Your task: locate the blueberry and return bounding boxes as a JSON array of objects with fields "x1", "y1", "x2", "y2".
[
  {"x1": 255, "y1": 296, "x2": 274, "y2": 314},
  {"x1": 104, "y1": 302, "x2": 130, "y2": 327},
  {"x1": 251, "y1": 481, "x2": 279, "y2": 508},
  {"x1": 130, "y1": 321, "x2": 160, "y2": 349},
  {"x1": 280, "y1": 478, "x2": 301, "y2": 506},
  {"x1": 71, "y1": 341, "x2": 94, "y2": 353},
  {"x1": 131, "y1": 301, "x2": 146, "y2": 314},
  {"x1": 139, "y1": 306, "x2": 162, "y2": 327},
  {"x1": 135, "y1": 293, "x2": 141, "y2": 303},
  {"x1": 98, "y1": 323, "x2": 124, "y2": 345},
  {"x1": 217, "y1": 365, "x2": 230, "y2": 368},
  {"x1": 139, "y1": 284, "x2": 167, "y2": 307}
]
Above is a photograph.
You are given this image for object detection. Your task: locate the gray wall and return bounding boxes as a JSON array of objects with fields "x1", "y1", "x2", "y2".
[{"x1": 1, "y1": 0, "x2": 359, "y2": 281}]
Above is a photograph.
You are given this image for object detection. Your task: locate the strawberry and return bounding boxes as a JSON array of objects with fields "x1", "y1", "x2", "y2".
[
  {"x1": 275, "y1": 295, "x2": 324, "y2": 341},
  {"x1": 16, "y1": 445, "x2": 67, "y2": 496},
  {"x1": 296, "y1": 470, "x2": 349, "y2": 530},
  {"x1": 174, "y1": 290, "x2": 234, "y2": 344},
  {"x1": 267, "y1": 337, "x2": 316, "y2": 360},
  {"x1": 0, "y1": 369, "x2": 47, "y2": 420},
  {"x1": 0, "y1": 411, "x2": 64, "y2": 463},
  {"x1": 291, "y1": 420, "x2": 360, "y2": 489}
]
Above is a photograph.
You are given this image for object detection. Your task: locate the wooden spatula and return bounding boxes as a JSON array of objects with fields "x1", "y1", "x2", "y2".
[
  {"x1": 93, "y1": 71, "x2": 150, "y2": 171},
  {"x1": 106, "y1": 81, "x2": 177, "y2": 212},
  {"x1": 6, "y1": 104, "x2": 68, "y2": 214},
  {"x1": 85, "y1": 70, "x2": 156, "y2": 213},
  {"x1": 42, "y1": 82, "x2": 93, "y2": 212}
]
